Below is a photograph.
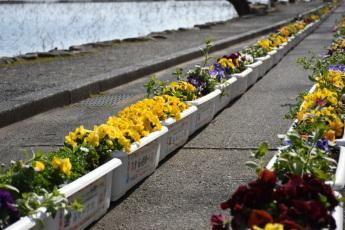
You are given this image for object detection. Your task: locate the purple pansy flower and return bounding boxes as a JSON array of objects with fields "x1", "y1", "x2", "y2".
[
  {"x1": 187, "y1": 75, "x2": 207, "y2": 96},
  {"x1": 209, "y1": 63, "x2": 226, "y2": 82},
  {"x1": 316, "y1": 138, "x2": 329, "y2": 152},
  {"x1": 328, "y1": 64, "x2": 345, "y2": 72},
  {"x1": 0, "y1": 189, "x2": 20, "y2": 221}
]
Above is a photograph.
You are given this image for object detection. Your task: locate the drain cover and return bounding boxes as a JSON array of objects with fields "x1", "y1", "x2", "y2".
[{"x1": 77, "y1": 94, "x2": 134, "y2": 107}]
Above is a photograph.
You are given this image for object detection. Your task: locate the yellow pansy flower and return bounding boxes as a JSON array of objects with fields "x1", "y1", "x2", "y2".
[
  {"x1": 84, "y1": 131, "x2": 100, "y2": 147},
  {"x1": 253, "y1": 223, "x2": 284, "y2": 230},
  {"x1": 218, "y1": 58, "x2": 235, "y2": 69},
  {"x1": 52, "y1": 157, "x2": 72, "y2": 176},
  {"x1": 34, "y1": 161, "x2": 45, "y2": 172},
  {"x1": 257, "y1": 39, "x2": 273, "y2": 51}
]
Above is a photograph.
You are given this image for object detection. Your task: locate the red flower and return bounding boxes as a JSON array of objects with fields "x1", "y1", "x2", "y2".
[
  {"x1": 248, "y1": 209, "x2": 273, "y2": 228},
  {"x1": 259, "y1": 170, "x2": 277, "y2": 185},
  {"x1": 210, "y1": 214, "x2": 229, "y2": 230}
]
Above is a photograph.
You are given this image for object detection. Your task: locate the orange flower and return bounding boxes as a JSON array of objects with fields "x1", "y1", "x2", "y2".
[
  {"x1": 324, "y1": 130, "x2": 336, "y2": 143},
  {"x1": 248, "y1": 210, "x2": 273, "y2": 228}
]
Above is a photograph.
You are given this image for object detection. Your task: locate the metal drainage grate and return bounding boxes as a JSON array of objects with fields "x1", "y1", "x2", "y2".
[{"x1": 77, "y1": 94, "x2": 134, "y2": 107}]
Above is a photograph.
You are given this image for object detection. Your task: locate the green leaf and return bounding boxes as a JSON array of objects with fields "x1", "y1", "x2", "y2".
[
  {"x1": 0, "y1": 184, "x2": 19, "y2": 193},
  {"x1": 255, "y1": 142, "x2": 268, "y2": 158},
  {"x1": 245, "y1": 161, "x2": 259, "y2": 169}
]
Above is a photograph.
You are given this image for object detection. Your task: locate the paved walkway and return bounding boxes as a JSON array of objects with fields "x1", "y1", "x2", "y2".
[
  {"x1": 0, "y1": 1, "x2": 323, "y2": 127},
  {"x1": 88, "y1": 3, "x2": 344, "y2": 229}
]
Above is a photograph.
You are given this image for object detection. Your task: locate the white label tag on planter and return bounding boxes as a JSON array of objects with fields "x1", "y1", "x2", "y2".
[
  {"x1": 59, "y1": 177, "x2": 108, "y2": 229},
  {"x1": 167, "y1": 119, "x2": 189, "y2": 151},
  {"x1": 128, "y1": 141, "x2": 158, "y2": 183}
]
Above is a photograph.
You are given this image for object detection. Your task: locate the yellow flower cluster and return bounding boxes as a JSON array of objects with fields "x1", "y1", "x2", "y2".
[
  {"x1": 253, "y1": 223, "x2": 284, "y2": 230},
  {"x1": 52, "y1": 157, "x2": 72, "y2": 176},
  {"x1": 164, "y1": 81, "x2": 197, "y2": 101},
  {"x1": 269, "y1": 34, "x2": 288, "y2": 48},
  {"x1": 65, "y1": 95, "x2": 188, "y2": 153},
  {"x1": 309, "y1": 14, "x2": 320, "y2": 21},
  {"x1": 294, "y1": 21, "x2": 306, "y2": 31},
  {"x1": 297, "y1": 87, "x2": 344, "y2": 136},
  {"x1": 316, "y1": 70, "x2": 345, "y2": 89},
  {"x1": 331, "y1": 38, "x2": 345, "y2": 51},
  {"x1": 300, "y1": 87, "x2": 338, "y2": 111},
  {"x1": 279, "y1": 23, "x2": 299, "y2": 38},
  {"x1": 218, "y1": 57, "x2": 237, "y2": 69},
  {"x1": 65, "y1": 125, "x2": 90, "y2": 150},
  {"x1": 257, "y1": 39, "x2": 274, "y2": 51}
]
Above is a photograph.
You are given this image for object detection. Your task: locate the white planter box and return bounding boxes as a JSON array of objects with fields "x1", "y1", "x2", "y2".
[
  {"x1": 268, "y1": 50, "x2": 279, "y2": 67},
  {"x1": 111, "y1": 127, "x2": 168, "y2": 201},
  {"x1": 334, "y1": 205, "x2": 343, "y2": 230},
  {"x1": 255, "y1": 55, "x2": 270, "y2": 78},
  {"x1": 286, "y1": 35, "x2": 297, "y2": 50},
  {"x1": 277, "y1": 42, "x2": 289, "y2": 57},
  {"x1": 294, "y1": 31, "x2": 304, "y2": 45},
  {"x1": 267, "y1": 146, "x2": 345, "y2": 190},
  {"x1": 159, "y1": 106, "x2": 197, "y2": 161},
  {"x1": 276, "y1": 43, "x2": 288, "y2": 61},
  {"x1": 215, "y1": 77, "x2": 237, "y2": 113},
  {"x1": 245, "y1": 61, "x2": 263, "y2": 87},
  {"x1": 187, "y1": 89, "x2": 221, "y2": 134},
  {"x1": 334, "y1": 192, "x2": 344, "y2": 230},
  {"x1": 232, "y1": 68, "x2": 252, "y2": 97},
  {"x1": 6, "y1": 158, "x2": 122, "y2": 230},
  {"x1": 304, "y1": 23, "x2": 314, "y2": 34}
]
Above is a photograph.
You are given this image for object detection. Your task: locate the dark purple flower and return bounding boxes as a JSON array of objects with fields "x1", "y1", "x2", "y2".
[
  {"x1": 328, "y1": 64, "x2": 345, "y2": 72},
  {"x1": 0, "y1": 189, "x2": 20, "y2": 221},
  {"x1": 229, "y1": 52, "x2": 241, "y2": 60},
  {"x1": 317, "y1": 138, "x2": 329, "y2": 151},
  {"x1": 187, "y1": 75, "x2": 208, "y2": 96},
  {"x1": 316, "y1": 99, "x2": 327, "y2": 107}
]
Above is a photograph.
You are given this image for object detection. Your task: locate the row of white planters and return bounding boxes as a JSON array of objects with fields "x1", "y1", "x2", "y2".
[{"x1": 5, "y1": 12, "x2": 332, "y2": 230}]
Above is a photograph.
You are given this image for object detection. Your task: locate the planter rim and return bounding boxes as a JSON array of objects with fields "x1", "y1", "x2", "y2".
[
  {"x1": 278, "y1": 42, "x2": 288, "y2": 49},
  {"x1": 187, "y1": 89, "x2": 221, "y2": 106},
  {"x1": 232, "y1": 67, "x2": 253, "y2": 78},
  {"x1": 5, "y1": 208, "x2": 47, "y2": 230},
  {"x1": 59, "y1": 158, "x2": 121, "y2": 197},
  {"x1": 333, "y1": 191, "x2": 344, "y2": 230},
  {"x1": 5, "y1": 158, "x2": 122, "y2": 230},
  {"x1": 288, "y1": 35, "x2": 296, "y2": 41},
  {"x1": 268, "y1": 50, "x2": 278, "y2": 55},
  {"x1": 161, "y1": 105, "x2": 197, "y2": 126},
  {"x1": 216, "y1": 77, "x2": 237, "y2": 90},
  {"x1": 325, "y1": 146, "x2": 345, "y2": 190},
  {"x1": 255, "y1": 55, "x2": 270, "y2": 61},
  {"x1": 129, "y1": 126, "x2": 168, "y2": 153},
  {"x1": 245, "y1": 60, "x2": 263, "y2": 68}
]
